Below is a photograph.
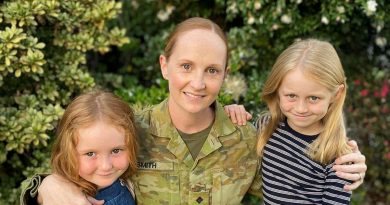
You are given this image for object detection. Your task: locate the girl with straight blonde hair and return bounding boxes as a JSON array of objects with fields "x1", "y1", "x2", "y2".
[{"x1": 258, "y1": 39, "x2": 352, "y2": 204}]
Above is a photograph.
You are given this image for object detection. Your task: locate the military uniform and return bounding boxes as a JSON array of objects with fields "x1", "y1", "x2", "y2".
[
  {"x1": 132, "y1": 99, "x2": 260, "y2": 204},
  {"x1": 20, "y1": 99, "x2": 261, "y2": 205}
]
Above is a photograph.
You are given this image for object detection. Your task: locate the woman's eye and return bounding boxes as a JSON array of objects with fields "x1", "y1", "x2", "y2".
[
  {"x1": 207, "y1": 67, "x2": 218, "y2": 74},
  {"x1": 182, "y1": 64, "x2": 191, "y2": 70}
]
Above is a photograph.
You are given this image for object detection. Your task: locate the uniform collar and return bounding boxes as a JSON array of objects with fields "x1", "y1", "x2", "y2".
[
  {"x1": 149, "y1": 98, "x2": 237, "y2": 139},
  {"x1": 149, "y1": 98, "x2": 238, "y2": 169}
]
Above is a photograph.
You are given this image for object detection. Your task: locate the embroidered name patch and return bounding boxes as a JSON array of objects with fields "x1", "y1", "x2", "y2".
[{"x1": 137, "y1": 161, "x2": 174, "y2": 170}]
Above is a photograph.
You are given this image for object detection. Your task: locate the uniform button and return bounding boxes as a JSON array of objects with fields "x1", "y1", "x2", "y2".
[{"x1": 196, "y1": 197, "x2": 203, "y2": 204}]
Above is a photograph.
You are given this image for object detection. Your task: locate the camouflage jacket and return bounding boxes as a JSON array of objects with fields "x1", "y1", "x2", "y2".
[
  {"x1": 132, "y1": 99, "x2": 260, "y2": 204},
  {"x1": 19, "y1": 99, "x2": 261, "y2": 205}
]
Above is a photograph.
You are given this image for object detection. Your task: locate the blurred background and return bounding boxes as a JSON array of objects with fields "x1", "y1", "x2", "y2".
[{"x1": 0, "y1": 0, "x2": 388, "y2": 204}]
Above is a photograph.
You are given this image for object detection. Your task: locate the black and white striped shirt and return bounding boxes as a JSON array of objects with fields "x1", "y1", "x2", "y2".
[{"x1": 261, "y1": 121, "x2": 351, "y2": 205}]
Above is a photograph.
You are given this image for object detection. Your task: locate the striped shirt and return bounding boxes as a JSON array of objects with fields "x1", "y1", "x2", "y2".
[{"x1": 261, "y1": 121, "x2": 351, "y2": 205}]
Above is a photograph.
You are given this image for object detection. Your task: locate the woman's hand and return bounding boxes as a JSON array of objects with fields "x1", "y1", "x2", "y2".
[
  {"x1": 38, "y1": 174, "x2": 104, "y2": 205},
  {"x1": 224, "y1": 104, "x2": 252, "y2": 125},
  {"x1": 333, "y1": 140, "x2": 367, "y2": 191}
]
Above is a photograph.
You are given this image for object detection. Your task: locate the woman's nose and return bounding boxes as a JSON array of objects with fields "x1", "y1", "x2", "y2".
[{"x1": 190, "y1": 72, "x2": 206, "y2": 90}]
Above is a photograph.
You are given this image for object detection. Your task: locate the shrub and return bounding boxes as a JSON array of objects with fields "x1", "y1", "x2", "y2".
[{"x1": 346, "y1": 68, "x2": 390, "y2": 204}]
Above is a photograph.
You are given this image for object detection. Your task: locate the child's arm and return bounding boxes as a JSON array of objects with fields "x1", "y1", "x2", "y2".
[
  {"x1": 224, "y1": 104, "x2": 252, "y2": 125},
  {"x1": 323, "y1": 163, "x2": 352, "y2": 204}
]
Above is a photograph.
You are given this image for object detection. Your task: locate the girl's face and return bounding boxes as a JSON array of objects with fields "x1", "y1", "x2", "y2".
[
  {"x1": 76, "y1": 121, "x2": 129, "y2": 189},
  {"x1": 160, "y1": 29, "x2": 228, "y2": 116},
  {"x1": 278, "y1": 69, "x2": 336, "y2": 135}
]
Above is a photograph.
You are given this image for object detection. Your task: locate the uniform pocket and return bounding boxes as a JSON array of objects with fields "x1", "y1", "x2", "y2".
[
  {"x1": 133, "y1": 167, "x2": 180, "y2": 205},
  {"x1": 189, "y1": 184, "x2": 210, "y2": 205},
  {"x1": 212, "y1": 168, "x2": 251, "y2": 205}
]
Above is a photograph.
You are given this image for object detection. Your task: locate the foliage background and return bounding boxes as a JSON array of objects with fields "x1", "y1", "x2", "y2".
[{"x1": 0, "y1": 0, "x2": 389, "y2": 204}]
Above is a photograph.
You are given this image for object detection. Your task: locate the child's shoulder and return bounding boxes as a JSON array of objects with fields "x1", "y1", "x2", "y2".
[{"x1": 254, "y1": 111, "x2": 271, "y2": 132}]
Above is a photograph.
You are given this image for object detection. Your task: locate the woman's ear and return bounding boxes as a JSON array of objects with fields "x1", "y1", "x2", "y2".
[
  {"x1": 224, "y1": 66, "x2": 230, "y2": 79},
  {"x1": 159, "y1": 55, "x2": 168, "y2": 80}
]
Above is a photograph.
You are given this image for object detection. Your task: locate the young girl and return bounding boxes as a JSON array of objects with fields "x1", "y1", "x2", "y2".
[
  {"x1": 258, "y1": 39, "x2": 352, "y2": 204},
  {"x1": 49, "y1": 90, "x2": 138, "y2": 205}
]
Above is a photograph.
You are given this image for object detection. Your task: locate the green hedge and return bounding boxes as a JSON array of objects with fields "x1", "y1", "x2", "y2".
[{"x1": 0, "y1": 0, "x2": 388, "y2": 204}]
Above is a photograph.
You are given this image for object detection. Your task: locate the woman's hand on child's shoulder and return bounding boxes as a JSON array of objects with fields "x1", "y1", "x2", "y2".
[
  {"x1": 38, "y1": 174, "x2": 104, "y2": 205},
  {"x1": 224, "y1": 104, "x2": 252, "y2": 125},
  {"x1": 332, "y1": 140, "x2": 367, "y2": 191}
]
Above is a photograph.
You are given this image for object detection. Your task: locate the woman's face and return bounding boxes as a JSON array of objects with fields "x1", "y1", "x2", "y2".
[{"x1": 160, "y1": 29, "x2": 228, "y2": 115}]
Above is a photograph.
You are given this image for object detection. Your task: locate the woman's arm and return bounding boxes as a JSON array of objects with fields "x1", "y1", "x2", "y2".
[
  {"x1": 333, "y1": 140, "x2": 367, "y2": 191},
  {"x1": 37, "y1": 174, "x2": 103, "y2": 205}
]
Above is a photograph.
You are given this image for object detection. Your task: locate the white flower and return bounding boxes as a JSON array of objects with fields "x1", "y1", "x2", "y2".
[
  {"x1": 337, "y1": 6, "x2": 345, "y2": 13},
  {"x1": 296, "y1": 0, "x2": 302, "y2": 4},
  {"x1": 281, "y1": 14, "x2": 292, "y2": 24},
  {"x1": 228, "y1": 2, "x2": 238, "y2": 14},
  {"x1": 367, "y1": 0, "x2": 378, "y2": 12},
  {"x1": 131, "y1": 0, "x2": 139, "y2": 9},
  {"x1": 254, "y1": 2, "x2": 261, "y2": 10},
  {"x1": 247, "y1": 15, "x2": 255, "y2": 25},
  {"x1": 166, "y1": 5, "x2": 175, "y2": 14},
  {"x1": 259, "y1": 16, "x2": 264, "y2": 24},
  {"x1": 223, "y1": 74, "x2": 248, "y2": 101},
  {"x1": 321, "y1": 16, "x2": 329, "y2": 25},
  {"x1": 276, "y1": 6, "x2": 282, "y2": 14},
  {"x1": 272, "y1": 24, "x2": 279, "y2": 30},
  {"x1": 157, "y1": 5, "x2": 175, "y2": 22},
  {"x1": 375, "y1": 37, "x2": 387, "y2": 48},
  {"x1": 376, "y1": 23, "x2": 384, "y2": 32},
  {"x1": 157, "y1": 11, "x2": 169, "y2": 21}
]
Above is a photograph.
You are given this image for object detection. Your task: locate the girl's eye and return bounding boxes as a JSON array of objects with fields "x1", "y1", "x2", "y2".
[
  {"x1": 309, "y1": 96, "x2": 319, "y2": 102},
  {"x1": 85, "y1": 152, "x2": 95, "y2": 157},
  {"x1": 182, "y1": 63, "x2": 191, "y2": 70},
  {"x1": 112, "y1": 149, "x2": 122, "y2": 154},
  {"x1": 287, "y1": 94, "x2": 296, "y2": 98}
]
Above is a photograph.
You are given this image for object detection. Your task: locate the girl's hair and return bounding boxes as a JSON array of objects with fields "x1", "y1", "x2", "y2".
[
  {"x1": 51, "y1": 90, "x2": 138, "y2": 196},
  {"x1": 257, "y1": 39, "x2": 351, "y2": 164},
  {"x1": 164, "y1": 17, "x2": 229, "y2": 68}
]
